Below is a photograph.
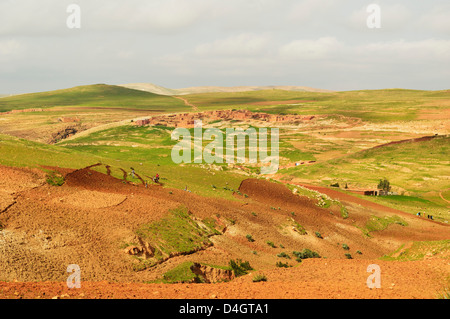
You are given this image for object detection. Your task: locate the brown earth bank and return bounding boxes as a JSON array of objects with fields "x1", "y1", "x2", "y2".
[
  {"x1": 0, "y1": 165, "x2": 449, "y2": 299},
  {"x1": 0, "y1": 258, "x2": 448, "y2": 299}
]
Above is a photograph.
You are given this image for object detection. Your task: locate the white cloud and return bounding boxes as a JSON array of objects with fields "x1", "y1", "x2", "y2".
[
  {"x1": 84, "y1": 0, "x2": 211, "y2": 32},
  {"x1": 358, "y1": 39, "x2": 450, "y2": 61},
  {"x1": 0, "y1": 39, "x2": 25, "y2": 57},
  {"x1": 279, "y1": 37, "x2": 343, "y2": 60},
  {"x1": 288, "y1": 0, "x2": 338, "y2": 22},
  {"x1": 419, "y1": 4, "x2": 450, "y2": 35},
  {"x1": 194, "y1": 33, "x2": 271, "y2": 57}
]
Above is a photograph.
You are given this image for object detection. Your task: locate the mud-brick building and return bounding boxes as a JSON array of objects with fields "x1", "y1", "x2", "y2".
[{"x1": 135, "y1": 118, "x2": 150, "y2": 126}]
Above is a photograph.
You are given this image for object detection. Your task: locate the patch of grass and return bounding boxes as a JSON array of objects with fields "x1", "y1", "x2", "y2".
[
  {"x1": 162, "y1": 262, "x2": 203, "y2": 283},
  {"x1": 381, "y1": 240, "x2": 450, "y2": 261},
  {"x1": 437, "y1": 288, "x2": 450, "y2": 299},
  {"x1": 135, "y1": 206, "x2": 220, "y2": 267},
  {"x1": 229, "y1": 259, "x2": 253, "y2": 277},
  {"x1": 45, "y1": 171, "x2": 65, "y2": 186},
  {"x1": 364, "y1": 215, "x2": 408, "y2": 235}
]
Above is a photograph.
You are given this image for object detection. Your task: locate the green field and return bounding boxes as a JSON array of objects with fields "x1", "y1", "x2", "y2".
[
  {"x1": 0, "y1": 84, "x2": 448, "y2": 220},
  {"x1": 182, "y1": 88, "x2": 450, "y2": 123}
]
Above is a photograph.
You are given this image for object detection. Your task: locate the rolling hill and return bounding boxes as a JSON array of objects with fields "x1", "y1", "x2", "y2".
[
  {"x1": 0, "y1": 84, "x2": 187, "y2": 112},
  {"x1": 119, "y1": 83, "x2": 335, "y2": 95}
]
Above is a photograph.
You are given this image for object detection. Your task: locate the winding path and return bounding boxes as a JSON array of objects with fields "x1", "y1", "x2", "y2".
[{"x1": 174, "y1": 96, "x2": 198, "y2": 111}]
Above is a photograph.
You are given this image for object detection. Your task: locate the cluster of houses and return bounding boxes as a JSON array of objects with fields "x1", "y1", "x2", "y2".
[{"x1": 134, "y1": 110, "x2": 316, "y2": 128}]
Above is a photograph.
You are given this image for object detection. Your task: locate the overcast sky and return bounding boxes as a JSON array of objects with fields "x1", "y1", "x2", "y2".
[{"x1": 0, "y1": 0, "x2": 449, "y2": 94}]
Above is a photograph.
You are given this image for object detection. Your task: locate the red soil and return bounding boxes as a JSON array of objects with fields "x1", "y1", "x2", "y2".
[{"x1": 0, "y1": 165, "x2": 449, "y2": 299}]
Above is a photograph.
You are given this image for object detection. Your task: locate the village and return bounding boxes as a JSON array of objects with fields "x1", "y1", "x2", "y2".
[{"x1": 134, "y1": 109, "x2": 316, "y2": 128}]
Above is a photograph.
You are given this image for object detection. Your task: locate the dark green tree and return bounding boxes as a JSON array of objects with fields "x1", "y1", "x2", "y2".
[{"x1": 377, "y1": 178, "x2": 391, "y2": 192}]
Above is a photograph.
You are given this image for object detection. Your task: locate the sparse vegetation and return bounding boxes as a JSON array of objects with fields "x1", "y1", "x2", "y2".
[
  {"x1": 276, "y1": 261, "x2": 291, "y2": 268},
  {"x1": 277, "y1": 252, "x2": 291, "y2": 259},
  {"x1": 229, "y1": 259, "x2": 253, "y2": 277},
  {"x1": 266, "y1": 241, "x2": 276, "y2": 248},
  {"x1": 293, "y1": 249, "x2": 321, "y2": 262},
  {"x1": 252, "y1": 274, "x2": 267, "y2": 282},
  {"x1": 45, "y1": 171, "x2": 65, "y2": 186}
]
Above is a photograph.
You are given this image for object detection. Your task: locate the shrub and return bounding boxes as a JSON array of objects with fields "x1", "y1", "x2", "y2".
[
  {"x1": 246, "y1": 234, "x2": 255, "y2": 242},
  {"x1": 342, "y1": 243, "x2": 350, "y2": 250},
  {"x1": 252, "y1": 274, "x2": 267, "y2": 282},
  {"x1": 277, "y1": 252, "x2": 290, "y2": 259},
  {"x1": 345, "y1": 253, "x2": 353, "y2": 259},
  {"x1": 229, "y1": 259, "x2": 253, "y2": 277},
  {"x1": 330, "y1": 182, "x2": 340, "y2": 188},
  {"x1": 276, "y1": 261, "x2": 291, "y2": 268},
  {"x1": 356, "y1": 250, "x2": 362, "y2": 255},
  {"x1": 315, "y1": 232, "x2": 323, "y2": 239},
  {"x1": 266, "y1": 241, "x2": 276, "y2": 248},
  {"x1": 293, "y1": 249, "x2": 321, "y2": 262}
]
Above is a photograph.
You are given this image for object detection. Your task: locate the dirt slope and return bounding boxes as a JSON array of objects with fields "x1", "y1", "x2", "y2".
[{"x1": 0, "y1": 166, "x2": 449, "y2": 298}]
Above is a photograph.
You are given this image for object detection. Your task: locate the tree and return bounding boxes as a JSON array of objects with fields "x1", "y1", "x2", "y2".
[{"x1": 377, "y1": 178, "x2": 391, "y2": 192}]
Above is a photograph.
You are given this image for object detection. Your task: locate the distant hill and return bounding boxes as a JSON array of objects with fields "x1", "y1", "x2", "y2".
[
  {"x1": 0, "y1": 84, "x2": 186, "y2": 112},
  {"x1": 119, "y1": 83, "x2": 335, "y2": 95}
]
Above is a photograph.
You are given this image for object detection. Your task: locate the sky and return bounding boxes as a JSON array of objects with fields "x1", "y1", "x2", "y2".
[{"x1": 0, "y1": 0, "x2": 449, "y2": 94}]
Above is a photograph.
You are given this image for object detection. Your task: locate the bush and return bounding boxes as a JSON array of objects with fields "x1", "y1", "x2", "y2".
[
  {"x1": 252, "y1": 274, "x2": 267, "y2": 282},
  {"x1": 315, "y1": 232, "x2": 323, "y2": 239},
  {"x1": 276, "y1": 261, "x2": 291, "y2": 268},
  {"x1": 229, "y1": 259, "x2": 253, "y2": 277},
  {"x1": 266, "y1": 241, "x2": 276, "y2": 248},
  {"x1": 246, "y1": 234, "x2": 255, "y2": 242},
  {"x1": 277, "y1": 252, "x2": 290, "y2": 259},
  {"x1": 330, "y1": 182, "x2": 340, "y2": 188},
  {"x1": 345, "y1": 253, "x2": 353, "y2": 259},
  {"x1": 293, "y1": 249, "x2": 321, "y2": 262},
  {"x1": 356, "y1": 250, "x2": 362, "y2": 255},
  {"x1": 342, "y1": 243, "x2": 350, "y2": 250}
]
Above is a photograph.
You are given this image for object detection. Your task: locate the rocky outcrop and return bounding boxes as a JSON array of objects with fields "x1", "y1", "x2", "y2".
[{"x1": 190, "y1": 263, "x2": 234, "y2": 283}]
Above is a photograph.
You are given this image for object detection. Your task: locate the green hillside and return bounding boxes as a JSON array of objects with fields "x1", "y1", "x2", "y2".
[
  {"x1": 0, "y1": 84, "x2": 187, "y2": 112},
  {"x1": 0, "y1": 133, "x2": 244, "y2": 201},
  {"x1": 283, "y1": 135, "x2": 450, "y2": 219},
  {"x1": 182, "y1": 88, "x2": 450, "y2": 123}
]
